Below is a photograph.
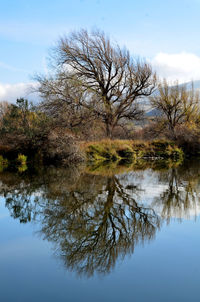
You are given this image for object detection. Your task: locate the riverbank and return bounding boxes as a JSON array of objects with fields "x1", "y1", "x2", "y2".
[
  {"x1": 81, "y1": 139, "x2": 184, "y2": 163},
  {"x1": 0, "y1": 139, "x2": 186, "y2": 171}
]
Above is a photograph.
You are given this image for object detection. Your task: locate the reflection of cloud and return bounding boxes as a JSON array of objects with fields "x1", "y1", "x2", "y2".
[
  {"x1": 152, "y1": 52, "x2": 200, "y2": 83},
  {"x1": 0, "y1": 82, "x2": 39, "y2": 102}
]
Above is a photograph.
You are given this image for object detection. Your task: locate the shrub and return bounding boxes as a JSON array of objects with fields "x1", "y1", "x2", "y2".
[
  {"x1": 43, "y1": 129, "x2": 84, "y2": 164},
  {"x1": 17, "y1": 154, "x2": 27, "y2": 165}
]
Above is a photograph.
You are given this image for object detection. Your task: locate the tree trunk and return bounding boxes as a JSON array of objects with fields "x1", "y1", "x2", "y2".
[
  {"x1": 169, "y1": 123, "x2": 177, "y2": 140},
  {"x1": 106, "y1": 121, "x2": 116, "y2": 138}
]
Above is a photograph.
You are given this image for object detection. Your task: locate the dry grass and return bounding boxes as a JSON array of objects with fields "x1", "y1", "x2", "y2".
[{"x1": 80, "y1": 139, "x2": 183, "y2": 163}]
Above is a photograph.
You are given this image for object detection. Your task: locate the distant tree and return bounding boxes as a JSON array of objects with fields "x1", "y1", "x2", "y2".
[
  {"x1": 36, "y1": 29, "x2": 156, "y2": 137},
  {"x1": 150, "y1": 80, "x2": 200, "y2": 138}
]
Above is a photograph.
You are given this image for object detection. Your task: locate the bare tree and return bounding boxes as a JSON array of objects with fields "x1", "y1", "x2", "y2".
[
  {"x1": 36, "y1": 29, "x2": 156, "y2": 137},
  {"x1": 150, "y1": 80, "x2": 200, "y2": 139}
]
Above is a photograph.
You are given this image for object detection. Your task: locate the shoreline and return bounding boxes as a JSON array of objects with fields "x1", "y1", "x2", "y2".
[{"x1": 0, "y1": 139, "x2": 186, "y2": 172}]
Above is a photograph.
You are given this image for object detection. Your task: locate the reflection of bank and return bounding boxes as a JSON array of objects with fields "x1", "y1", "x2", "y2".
[{"x1": 1, "y1": 160, "x2": 200, "y2": 277}]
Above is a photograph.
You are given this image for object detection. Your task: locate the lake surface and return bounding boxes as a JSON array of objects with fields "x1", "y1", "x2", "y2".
[{"x1": 1, "y1": 160, "x2": 200, "y2": 301}]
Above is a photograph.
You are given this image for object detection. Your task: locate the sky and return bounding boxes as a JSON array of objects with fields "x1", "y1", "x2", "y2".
[{"x1": 1, "y1": 0, "x2": 200, "y2": 101}]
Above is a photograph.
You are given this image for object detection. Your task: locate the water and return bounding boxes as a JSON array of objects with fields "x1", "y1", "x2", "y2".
[{"x1": 1, "y1": 160, "x2": 200, "y2": 301}]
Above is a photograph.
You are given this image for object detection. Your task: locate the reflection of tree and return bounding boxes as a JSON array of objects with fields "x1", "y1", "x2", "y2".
[
  {"x1": 40, "y1": 174, "x2": 160, "y2": 277},
  {"x1": 0, "y1": 166, "x2": 82, "y2": 223},
  {"x1": 152, "y1": 161, "x2": 200, "y2": 221},
  {"x1": 0, "y1": 167, "x2": 160, "y2": 277},
  {"x1": 0, "y1": 172, "x2": 43, "y2": 223}
]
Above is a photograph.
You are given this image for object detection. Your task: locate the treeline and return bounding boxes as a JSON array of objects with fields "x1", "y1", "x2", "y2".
[{"x1": 1, "y1": 29, "x2": 200, "y2": 164}]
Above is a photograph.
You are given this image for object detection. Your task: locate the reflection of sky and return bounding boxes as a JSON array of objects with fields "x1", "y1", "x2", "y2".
[
  {"x1": 0, "y1": 197, "x2": 10, "y2": 219},
  {"x1": 118, "y1": 170, "x2": 168, "y2": 204}
]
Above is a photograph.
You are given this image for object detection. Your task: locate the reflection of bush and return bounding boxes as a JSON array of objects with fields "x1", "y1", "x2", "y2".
[{"x1": 85, "y1": 158, "x2": 183, "y2": 176}]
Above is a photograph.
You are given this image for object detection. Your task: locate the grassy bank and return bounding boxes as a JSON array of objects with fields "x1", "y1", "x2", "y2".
[
  {"x1": 0, "y1": 139, "x2": 184, "y2": 172},
  {"x1": 81, "y1": 139, "x2": 184, "y2": 164}
]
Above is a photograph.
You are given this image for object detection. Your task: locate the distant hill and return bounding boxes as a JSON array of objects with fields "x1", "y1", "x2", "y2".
[{"x1": 179, "y1": 80, "x2": 200, "y2": 90}]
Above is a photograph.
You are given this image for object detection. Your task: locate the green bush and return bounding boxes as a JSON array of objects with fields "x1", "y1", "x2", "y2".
[{"x1": 17, "y1": 154, "x2": 27, "y2": 165}]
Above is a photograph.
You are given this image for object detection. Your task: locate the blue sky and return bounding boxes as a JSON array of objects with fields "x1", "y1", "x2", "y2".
[{"x1": 1, "y1": 0, "x2": 200, "y2": 101}]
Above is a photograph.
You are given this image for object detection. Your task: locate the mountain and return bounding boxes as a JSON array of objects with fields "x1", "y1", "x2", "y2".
[{"x1": 179, "y1": 80, "x2": 200, "y2": 90}]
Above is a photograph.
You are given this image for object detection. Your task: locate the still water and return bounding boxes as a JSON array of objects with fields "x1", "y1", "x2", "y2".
[{"x1": 1, "y1": 160, "x2": 200, "y2": 301}]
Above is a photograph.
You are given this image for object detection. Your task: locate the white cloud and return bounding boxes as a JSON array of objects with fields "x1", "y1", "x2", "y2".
[
  {"x1": 0, "y1": 82, "x2": 38, "y2": 103},
  {"x1": 151, "y1": 52, "x2": 200, "y2": 83}
]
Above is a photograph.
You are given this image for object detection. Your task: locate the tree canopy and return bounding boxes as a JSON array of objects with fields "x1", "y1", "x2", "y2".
[{"x1": 36, "y1": 29, "x2": 156, "y2": 137}]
